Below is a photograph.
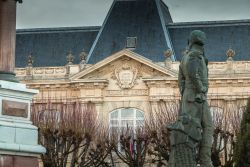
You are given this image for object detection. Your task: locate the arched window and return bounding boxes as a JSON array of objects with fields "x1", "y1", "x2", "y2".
[{"x1": 109, "y1": 108, "x2": 144, "y2": 132}]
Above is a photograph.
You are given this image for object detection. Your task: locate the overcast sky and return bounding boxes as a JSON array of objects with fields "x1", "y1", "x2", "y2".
[{"x1": 16, "y1": 0, "x2": 250, "y2": 29}]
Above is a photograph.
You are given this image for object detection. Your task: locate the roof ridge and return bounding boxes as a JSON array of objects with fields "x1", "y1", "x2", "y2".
[
  {"x1": 167, "y1": 19, "x2": 250, "y2": 27},
  {"x1": 17, "y1": 26, "x2": 101, "y2": 34}
]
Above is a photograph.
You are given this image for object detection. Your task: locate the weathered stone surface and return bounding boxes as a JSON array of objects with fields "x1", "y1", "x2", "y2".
[
  {"x1": 14, "y1": 156, "x2": 38, "y2": 167},
  {"x1": 2, "y1": 100, "x2": 28, "y2": 118},
  {"x1": 0, "y1": 155, "x2": 38, "y2": 167},
  {"x1": 0, "y1": 155, "x2": 12, "y2": 167}
]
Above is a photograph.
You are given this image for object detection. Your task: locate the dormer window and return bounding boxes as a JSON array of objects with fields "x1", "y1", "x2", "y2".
[{"x1": 126, "y1": 37, "x2": 137, "y2": 49}]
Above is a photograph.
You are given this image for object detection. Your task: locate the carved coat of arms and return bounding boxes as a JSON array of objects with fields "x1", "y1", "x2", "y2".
[{"x1": 114, "y1": 63, "x2": 138, "y2": 89}]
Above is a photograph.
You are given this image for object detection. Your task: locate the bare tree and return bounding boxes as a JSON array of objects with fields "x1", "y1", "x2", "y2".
[
  {"x1": 32, "y1": 98, "x2": 113, "y2": 167},
  {"x1": 210, "y1": 101, "x2": 243, "y2": 167},
  {"x1": 31, "y1": 97, "x2": 244, "y2": 167},
  {"x1": 109, "y1": 126, "x2": 149, "y2": 167},
  {"x1": 146, "y1": 100, "x2": 179, "y2": 166}
]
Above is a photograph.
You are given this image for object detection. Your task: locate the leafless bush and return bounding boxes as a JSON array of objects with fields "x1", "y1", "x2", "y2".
[
  {"x1": 145, "y1": 99, "x2": 243, "y2": 167},
  {"x1": 145, "y1": 100, "x2": 179, "y2": 166},
  {"x1": 210, "y1": 101, "x2": 244, "y2": 167},
  {"x1": 32, "y1": 98, "x2": 112, "y2": 167},
  {"x1": 109, "y1": 126, "x2": 149, "y2": 167},
  {"x1": 31, "y1": 97, "x2": 244, "y2": 167}
]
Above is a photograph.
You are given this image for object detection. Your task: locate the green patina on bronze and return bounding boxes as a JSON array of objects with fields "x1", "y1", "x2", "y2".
[{"x1": 168, "y1": 30, "x2": 214, "y2": 167}]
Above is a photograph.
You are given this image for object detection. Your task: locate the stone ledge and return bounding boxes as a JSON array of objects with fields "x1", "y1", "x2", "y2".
[
  {"x1": 0, "y1": 80, "x2": 38, "y2": 94},
  {"x1": 0, "y1": 117, "x2": 32, "y2": 125},
  {"x1": 0, "y1": 121, "x2": 39, "y2": 145},
  {"x1": 0, "y1": 155, "x2": 39, "y2": 167},
  {"x1": 0, "y1": 120, "x2": 36, "y2": 129},
  {"x1": 0, "y1": 143, "x2": 45, "y2": 155}
]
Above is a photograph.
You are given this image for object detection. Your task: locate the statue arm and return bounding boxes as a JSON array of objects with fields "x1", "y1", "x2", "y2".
[
  {"x1": 187, "y1": 53, "x2": 207, "y2": 94},
  {"x1": 178, "y1": 65, "x2": 185, "y2": 96}
]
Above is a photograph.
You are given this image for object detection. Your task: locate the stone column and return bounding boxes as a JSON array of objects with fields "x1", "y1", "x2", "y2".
[{"x1": 0, "y1": 0, "x2": 21, "y2": 82}]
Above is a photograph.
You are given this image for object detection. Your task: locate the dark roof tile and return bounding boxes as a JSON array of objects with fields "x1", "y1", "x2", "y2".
[
  {"x1": 87, "y1": 0, "x2": 173, "y2": 64},
  {"x1": 168, "y1": 21, "x2": 250, "y2": 61},
  {"x1": 16, "y1": 27, "x2": 100, "y2": 67}
]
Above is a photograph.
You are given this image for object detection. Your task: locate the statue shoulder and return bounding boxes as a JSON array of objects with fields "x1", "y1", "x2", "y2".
[{"x1": 188, "y1": 50, "x2": 203, "y2": 59}]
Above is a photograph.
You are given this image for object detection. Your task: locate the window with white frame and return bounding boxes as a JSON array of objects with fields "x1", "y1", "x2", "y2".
[{"x1": 109, "y1": 108, "x2": 144, "y2": 133}]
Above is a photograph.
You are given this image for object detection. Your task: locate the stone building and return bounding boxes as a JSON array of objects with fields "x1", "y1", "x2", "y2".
[{"x1": 15, "y1": 0, "x2": 250, "y2": 128}]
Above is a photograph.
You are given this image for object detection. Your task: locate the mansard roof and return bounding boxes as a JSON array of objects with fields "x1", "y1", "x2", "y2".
[
  {"x1": 15, "y1": 0, "x2": 250, "y2": 68},
  {"x1": 86, "y1": 0, "x2": 174, "y2": 64},
  {"x1": 16, "y1": 26, "x2": 100, "y2": 67},
  {"x1": 168, "y1": 20, "x2": 250, "y2": 61}
]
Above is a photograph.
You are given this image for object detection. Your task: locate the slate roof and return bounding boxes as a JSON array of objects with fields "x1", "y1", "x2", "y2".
[
  {"x1": 15, "y1": 0, "x2": 250, "y2": 68},
  {"x1": 86, "y1": 0, "x2": 174, "y2": 64},
  {"x1": 168, "y1": 20, "x2": 250, "y2": 61},
  {"x1": 16, "y1": 26, "x2": 100, "y2": 67}
]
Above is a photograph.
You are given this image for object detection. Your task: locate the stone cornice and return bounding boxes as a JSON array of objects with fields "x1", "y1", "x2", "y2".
[
  {"x1": 208, "y1": 78, "x2": 250, "y2": 87},
  {"x1": 149, "y1": 93, "x2": 250, "y2": 102},
  {"x1": 26, "y1": 81, "x2": 108, "y2": 90},
  {"x1": 25, "y1": 78, "x2": 250, "y2": 89},
  {"x1": 15, "y1": 61, "x2": 250, "y2": 81}
]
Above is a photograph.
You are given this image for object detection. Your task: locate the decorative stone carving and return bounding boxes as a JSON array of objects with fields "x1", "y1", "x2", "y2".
[
  {"x1": 226, "y1": 48, "x2": 235, "y2": 61},
  {"x1": 55, "y1": 67, "x2": 66, "y2": 74},
  {"x1": 164, "y1": 49, "x2": 173, "y2": 68},
  {"x1": 45, "y1": 68, "x2": 54, "y2": 74},
  {"x1": 15, "y1": 69, "x2": 26, "y2": 75},
  {"x1": 34, "y1": 68, "x2": 44, "y2": 74},
  {"x1": 25, "y1": 54, "x2": 34, "y2": 80},
  {"x1": 66, "y1": 51, "x2": 74, "y2": 65},
  {"x1": 27, "y1": 53, "x2": 34, "y2": 67},
  {"x1": 79, "y1": 50, "x2": 87, "y2": 70},
  {"x1": 114, "y1": 63, "x2": 138, "y2": 89},
  {"x1": 105, "y1": 89, "x2": 148, "y2": 97}
]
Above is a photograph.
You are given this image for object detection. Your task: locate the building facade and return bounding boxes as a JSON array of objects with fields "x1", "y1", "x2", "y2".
[
  {"x1": 14, "y1": 49, "x2": 250, "y2": 126},
  {"x1": 15, "y1": 0, "x2": 250, "y2": 126}
]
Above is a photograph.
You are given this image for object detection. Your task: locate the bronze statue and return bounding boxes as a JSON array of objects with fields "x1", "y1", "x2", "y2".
[{"x1": 168, "y1": 30, "x2": 214, "y2": 167}]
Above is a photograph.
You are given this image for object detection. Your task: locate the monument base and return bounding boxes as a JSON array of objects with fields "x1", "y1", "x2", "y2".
[
  {"x1": 0, "y1": 80, "x2": 45, "y2": 166},
  {"x1": 0, "y1": 155, "x2": 38, "y2": 167}
]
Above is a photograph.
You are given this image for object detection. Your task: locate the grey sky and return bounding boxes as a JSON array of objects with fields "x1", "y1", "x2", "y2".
[{"x1": 16, "y1": 0, "x2": 250, "y2": 29}]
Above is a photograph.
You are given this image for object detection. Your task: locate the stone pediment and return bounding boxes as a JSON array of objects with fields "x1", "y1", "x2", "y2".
[{"x1": 70, "y1": 50, "x2": 177, "y2": 87}]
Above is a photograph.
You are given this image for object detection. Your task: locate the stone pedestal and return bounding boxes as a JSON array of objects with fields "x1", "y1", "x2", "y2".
[
  {"x1": 0, "y1": 155, "x2": 38, "y2": 167},
  {"x1": 0, "y1": 80, "x2": 46, "y2": 167}
]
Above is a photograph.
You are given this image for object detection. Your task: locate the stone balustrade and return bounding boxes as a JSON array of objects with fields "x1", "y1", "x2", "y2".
[
  {"x1": 14, "y1": 65, "x2": 91, "y2": 80},
  {"x1": 14, "y1": 60, "x2": 250, "y2": 80}
]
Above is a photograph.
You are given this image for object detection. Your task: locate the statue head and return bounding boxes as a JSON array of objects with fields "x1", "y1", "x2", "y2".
[{"x1": 188, "y1": 30, "x2": 207, "y2": 46}]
